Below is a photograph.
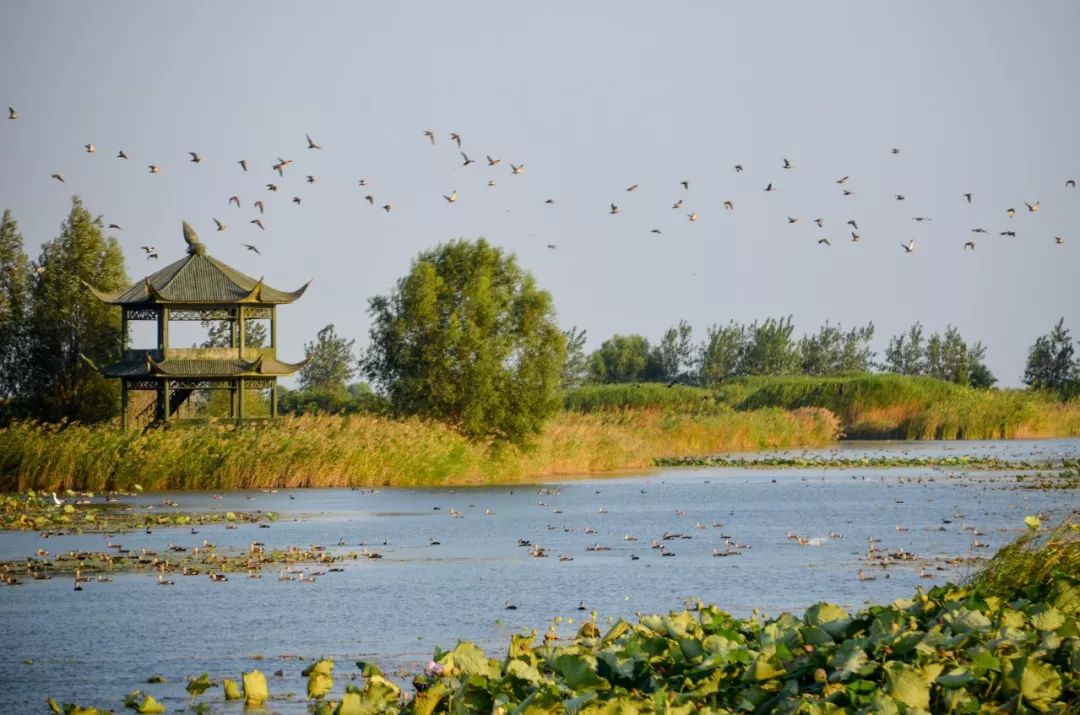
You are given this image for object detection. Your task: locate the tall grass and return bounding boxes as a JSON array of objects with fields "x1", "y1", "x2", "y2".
[
  {"x1": 0, "y1": 407, "x2": 839, "y2": 492},
  {"x1": 567, "y1": 375, "x2": 1080, "y2": 439}
]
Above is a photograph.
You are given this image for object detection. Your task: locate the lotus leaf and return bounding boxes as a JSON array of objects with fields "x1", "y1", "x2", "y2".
[
  {"x1": 186, "y1": 672, "x2": 212, "y2": 696},
  {"x1": 577, "y1": 694, "x2": 648, "y2": 715},
  {"x1": 223, "y1": 678, "x2": 242, "y2": 700},
  {"x1": 1025, "y1": 515, "x2": 1042, "y2": 529},
  {"x1": 1002, "y1": 656, "x2": 1063, "y2": 706},
  {"x1": 936, "y1": 667, "x2": 976, "y2": 689},
  {"x1": 357, "y1": 674, "x2": 401, "y2": 712},
  {"x1": 135, "y1": 694, "x2": 165, "y2": 713},
  {"x1": 513, "y1": 685, "x2": 566, "y2": 715},
  {"x1": 942, "y1": 607, "x2": 992, "y2": 635},
  {"x1": 744, "y1": 653, "x2": 785, "y2": 682},
  {"x1": 304, "y1": 658, "x2": 334, "y2": 699},
  {"x1": 1000, "y1": 609, "x2": 1027, "y2": 629},
  {"x1": 829, "y1": 639, "x2": 869, "y2": 681},
  {"x1": 335, "y1": 692, "x2": 364, "y2": 715},
  {"x1": 63, "y1": 504, "x2": 75, "y2": 514},
  {"x1": 506, "y1": 658, "x2": 543, "y2": 684},
  {"x1": 243, "y1": 669, "x2": 269, "y2": 706},
  {"x1": 553, "y1": 653, "x2": 610, "y2": 691},
  {"x1": 1049, "y1": 581, "x2": 1078, "y2": 615},
  {"x1": 442, "y1": 641, "x2": 501, "y2": 679},
  {"x1": 883, "y1": 661, "x2": 931, "y2": 710},
  {"x1": 356, "y1": 660, "x2": 384, "y2": 677},
  {"x1": 804, "y1": 603, "x2": 851, "y2": 639},
  {"x1": 410, "y1": 680, "x2": 451, "y2": 715},
  {"x1": 1028, "y1": 605, "x2": 1065, "y2": 632}
]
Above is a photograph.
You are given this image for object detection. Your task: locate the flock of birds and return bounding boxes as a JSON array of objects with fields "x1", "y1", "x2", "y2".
[{"x1": 6, "y1": 103, "x2": 1075, "y2": 263}]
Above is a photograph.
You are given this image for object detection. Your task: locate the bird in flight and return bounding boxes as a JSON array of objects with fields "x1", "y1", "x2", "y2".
[
  {"x1": 266, "y1": 184, "x2": 278, "y2": 192},
  {"x1": 814, "y1": 218, "x2": 824, "y2": 227},
  {"x1": 254, "y1": 200, "x2": 264, "y2": 214},
  {"x1": 358, "y1": 178, "x2": 369, "y2": 186},
  {"x1": 672, "y1": 199, "x2": 683, "y2": 209},
  {"x1": 381, "y1": 204, "x2": 392, "y2": 213},
  {"x1": 688, "y1": 211, "x2": 699, "y2": 222},
  {"x1": 146, "y1": 250, "x2": 159, "y2": 260},
  {"x1": 894, "y1": 195, "x2": 905, "y2": 201},
  {"x1": 734, "y1": 164, "x2": 744, "y2": 173},
  {"x1": 971, "y1": 228, "x2": 987, "y2": 234},
  {"x1": 817, "y1": 238, "x2": 831, "y2": 246},
  {"x1": 1006, "y1": 208, "x2": 1016, "y2": 218},
  {"x1": 764, "y1": 183, "x2": 774, "y2": 192},
  {"x1": 681, "y1": 180, "x2": 690, "y2": 190},
  {"x1": 443, "y1": 190, "x2": 458, "y2": 203},
  {"x1": 964, "y1": 241, "x2": 975, "y2": 250},
  {"x1": 306, "y1": 175, "x2": 316, "y2": 183},
  {"x1": 782, "y1": 158, "x2": 793, "y2": 169},
  {"x1": 306, "y1": 134, "x2": 322, "y2": 149},
  {"x1": 450, "y1": 132, "x2": 462, "y2": 148},
  {"x1": 891, "y1": 148, "x2": 901, "y2": 154},
  {"x1": 510, "y1": 163, "x2": 524, "y2": 175},
  {"x1": 544, "y1": 198, "x2": 555, "y2": 204},
  {"x1": 836, "y1": 176, "x2": 849, "y2": 184},
  {"x1": 213, "y1": 218, "x2": 227, "y2": 231},
  {"x1": 627, "y1": 184, "x2": 638, "y2": 192},
  {"x1": 238, "y1": 160, "x2": 248, "y2": 172},
  {"x1": 424, "y1": 130, "x2": 435, "y2": 145},
  {"x1": 7, "y1": 107, "x2": 15, "y2": 120},
  {"x1": 723, "y1": 200, "x2": 734, "y2": 210},
  {"x1": 650, "y1": 229, "x2": 662, "y2": 235},
  {"x1": 912, "y1": 217, "x2": 932, "y2": 222},
  {"x1": 189, "y1": 152, "x2": 201, "y2": 163},
  {"x1": 488, "y1": 180, "x2": 497, "y2": 187},
  {"x1": 787, "y1": 216, "x2": 799, "y2": 224},
  {"x1": 846, "y1": 219, "x2": 858, "y2": 230},
  {"x1": 291, "y1": 196, "x2": 302, "y2": 206},
  {"x1": 1001, "y1": 231, "x2": 1016, "y2": 237},
  {"x1": 250, "y1": 219, "x2": 265, "y2": 230},
  {"x1": 148, "y1": 165, "x2": 160, "y2": 174},
  {"x1": 546, "y1": 244, "x2": 557, "y2": 250},
  {"x1": 461, "y1": 152, "x2": 475, "y2": 167},
  {"x1": 364, "y1": 195, "x2": 375, "y2": 205},
  {"x1": 850, "y1": 232, "x2": 861, "y2": 242},
  {"x1": 140, "y1": 245, "x2": 156, "y2": 254},
  {"x1": 1055, "y1": 236, "x2": 1065, "y2": 244},
  {"x1": 51, "y1": 173, "x2": 64, "y2": 182},
  {"x1": 108, "y1": 223, "x2": 121, "y2": 230},
  {"x1": 117, "y1": 150, "x2": 128, "y2": 159},
  {"x1": 901, "y1": 240, "x2": 917, "y2": 253},
  {"x1": 85, "y1": 143, "x2": 96, "y2": 153},
  {"x1": 963, "y1": 193, "x2": 972, "y2": 203},
  {"x1": 841, "y1": 189, "x2": 854, "y2": 196},
  {"x1": 609, "y1": 203, "x2": 620, "y2": 215},
  {"x1": 1067, "y1": 179, "x2": 1076, "y2": 188},
  {"x1": 486, "y1": 155, "x2": 500, "y2": 166},
  {"x1": 243, "y1": 244, "x2": 261, "y2": 254},
  {"x1": 1025, "y1": 201, "x2": 1039, "y2": 213}
]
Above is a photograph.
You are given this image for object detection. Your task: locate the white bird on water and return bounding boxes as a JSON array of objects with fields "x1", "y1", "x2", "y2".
[{"x1": 51, "y1": 492, "x2": 64, "y2": 507}]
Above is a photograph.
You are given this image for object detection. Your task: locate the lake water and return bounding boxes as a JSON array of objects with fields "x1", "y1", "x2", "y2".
[{"x1": 1, "y1": 439, "x2": 1077, "y2": 713}]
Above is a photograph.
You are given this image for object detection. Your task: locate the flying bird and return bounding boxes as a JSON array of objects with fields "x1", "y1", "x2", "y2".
[
  {"x1": 650, "y1": 229, "x2": 662, "y2": 234},
  {"x1": 510, "y1": 163, "x2": 524, "y2": 175},
  {"x1": 424, "y1": 130, "x2": 435, "y2": 145},
  {"x1": 688, "y1": 211, "x2": 699, "y2": 222},
  {"x1": 814, "y1": 218, "x2": 824, "y2": 227},
  {"x1": 107, "y1": 223, "x2": 121, "y2": 230},
  {"x1": 7, "y1": 107, "x2": 15, "y2": 120},
  {"x1": 140, "y1": 246, "x2": 156, "y2": 254},
  {"x1": 850, "y1": 232, "x2": 860, "y2": 242},
  {"x1": 148, "y1": 165, "x2": 160, "y2": 174},
  {"x1": 250, "y1": 219, "x2": 265, "y2": 230},
  {"x1": 1006, "y1": 208, "x2": 1016, "y2": 218},
  {"x1": 84, "y1": 143, "x2": 95, "y2": 153},
  {"x1": 117, "y1": 150, "x2": 128, "y2": 159},
  {"x1": 546, "y1": 244, "x2": 557, "y2": 250},
  {"x1": 306, "y1": 134, "x2": 322, "y2": 149},
  {"x1": 461, "y1": 152, "x2": 475, "y2": 166},
  {"x1": 734, "y1": 164, "x2": 744, "y2": 172},
  {"x1": 443, "y1": 190, "x2": 458, "y2": 203},
  {"x1": 964, "y1": 241, "x2": 976, "y2": 250},
  {"x1": 894, "y1": 194, "x2": 905, "y2": 201},
  {"x1": 672, "y1": 199, "x2": 683, "y2": 209},
  {"x1": 681, "y1": 180, "x2": 690, "y2": 190},
  {"x1": 364, "y1": 195, "x2": 375, "y2": 204},
  {"x1": 266, "y1": 184, "x2": 278, "y2": 191},
  {"x1": 1055, "y1": 236, "x2": 1065, "y2": 244},
  {"x1": 817, "y1": 238, "x2": 831, "y2": 246},
  {"x1": 787, "y1": 217, "x2": 799, "y2": 224},
  {"x1": 1067, "y1": 180, "x2": 1076, "y2": 188},
  {"x1": 488, "y1": 180, "x2": 497, "y2": 187},
  {"x1": 51, "y1": 173, "x2": 64, "y2": 182},
  {"x1": 841, "y1": 189, "x2": 854, "y2": 196},
  {"x1": 1001, "y1": 231, "x2": 1016, "y2": 237},
  {"x1": 243, "y1": 244, "x2": 261, "y2": 254},
  {"x1": 544, "y1": 198, "x2": 555, "y2": 204},
  {"x1": 609, "y1": 203, "x2": 620, "y2": 215},
  {"x1": 723, "y1": 200, "x2": 734, "y2": 210},
  {"x1": 189, "y1": 152, "x2": 201, "y2": 163},
  {"x1": 963, "y1": 193, "x2": 972, "y2": 203},
  {"x1": 381, "y1": 204, "x2": 392, "y2": 212},
  {"x1": 146, "y1": 251, "x2": 159, "y2": 260},
  {"x1": 229, "y1": 196, "x2": 240, "y2": 207},
  {"x1": 846, "y1": 219, "x2": 858, "y2": 230},
  {"x1": 782, "y1": 158, "x2": 793, "y2": 169},
  {"x1": 213, "y1": 218, "x2": 227, "y2": 231},
  {"x1": 626, "y1": 184, "x2": 638, "y2": 192},
  {"x1": 292, "y1": 196, "x2": 302, "y2": 205},
  {"x1": 912, "y1": 217, "x2": 932, "y2": 222},
  {"x1": 901, "y1": 240, "x2": 917, "y2": 253},
  {"x1": 238, "y1": 160, "x2": 248, "y2": 172},
  {"x1": 254, "y1": 200, "x2": 264, "y2": 214},
  {"x1": 306, "y1": 175, "x2": 315, "y2": 183},
  {"x1": 450, "y1": 132, "x2": 462, "y2": 147},
  {"x1": 486, "y1": 155, "x2": 500, "y2": 166},
  {"x1": 971, "y1": 228, "x2": 987, "y2": 233},
  {"x1": 891, "y1": 148, "x2": 901, "y2": 154},
  {"x1": 764, "y1": 183, "x2": 774, "y2": 192},
  {"x1": 836, "y1": 176, "x2": 849, "y2": 184},
  {"x1": 358, "y1": 179, "x2": 369, "y2": 186},
  {"x1": 1025, "y1": 201, "x2": 1039, "y2": 213}
]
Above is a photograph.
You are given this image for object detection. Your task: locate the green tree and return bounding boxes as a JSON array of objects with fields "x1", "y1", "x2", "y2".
[
  {"x1": 362, "y1": 238, "x2": 566, "y2": 443},
  {"x1": 799, "y1": 321, "x2": 875, "y2": 375},
  {"x1": 1023, "y1": 318, "x2": 1077, "y2": 394},
  {"x1": 967, "y1": 342, "x2": 997, "y2": 389},
  {"x1": 926, "y1": 326, "x2": 973, "y2": 385},
  {"x1": 698, "y1": 321, "x2": 745, "y2": 386},
  {"x1": 742, "y1": 316, "x2": 799, "y2": 375},
  {"x1": 561, "y1": 326, "x2": 590, "y2": 389},
  {"x1": 199, "y1": 319, "x2": 267, "y2": 348},
  {"x1": 588, "y1": 334, "x2": 651, "y2": 383},
  {"x1": 650, "y1": 320, "x2": 694, "y2": 383},
  {"x1": 299, "y1": 323, "x2": 356, "y2": 393},
  {"x1": 24, "y1": 198, "x2": 129, "y2": 422},
  {"x1": 885, "y1": 323, "x2": 927, "y2": 375},
  {"x1": 0, "y1": 209, "x2": 32, "y2": 405}
]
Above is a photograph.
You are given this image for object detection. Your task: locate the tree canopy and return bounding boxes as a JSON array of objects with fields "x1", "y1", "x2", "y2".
[
  {"x1": 299, "y1": 323, "x2": 356, "y2": 393},
  {"x1": 1023, "y1": 318, "x2": 1077, "y2": 396},
  {"x1": 362, "y1": 238, "x2": 566, "y2": 443}
]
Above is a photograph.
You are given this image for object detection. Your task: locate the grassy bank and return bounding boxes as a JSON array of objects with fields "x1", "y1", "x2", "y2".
[
  {"x1": 49, "y1": 517, "x2": 1079, "y2": 715},
  {"x1": 0, "y1": 407, "x2": 838, "y2": 492},
  {"x1": 567, "y1": 375, "x2": 1080, "y2": 439}
]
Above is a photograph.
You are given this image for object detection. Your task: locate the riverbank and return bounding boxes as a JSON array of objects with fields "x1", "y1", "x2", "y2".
[{"x1": 0, "y1": 407, "x2": 839, "y2": 491}]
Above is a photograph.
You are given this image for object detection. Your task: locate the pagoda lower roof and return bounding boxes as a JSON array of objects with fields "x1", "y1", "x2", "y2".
[
  {"x1": 85, "y1": 250, "x2": 309, "y2": 305},
  {"x1": 94, "y1": 354, "x2": 306, "y2": 379}
]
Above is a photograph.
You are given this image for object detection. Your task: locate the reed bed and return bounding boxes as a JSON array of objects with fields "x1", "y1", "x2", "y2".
[{"x1": 0, "y1": 407, "x2": 839, "y2": 492}]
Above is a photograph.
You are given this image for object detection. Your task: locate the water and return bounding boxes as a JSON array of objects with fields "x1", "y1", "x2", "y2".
[{"x1": 1, "y1": 439, "x2": 1076, "y2": 713}]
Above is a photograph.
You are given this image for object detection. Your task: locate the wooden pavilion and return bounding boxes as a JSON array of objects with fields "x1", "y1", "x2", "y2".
[{"x1": 84, "y1": 222, "x2": 309, "y2": 429}]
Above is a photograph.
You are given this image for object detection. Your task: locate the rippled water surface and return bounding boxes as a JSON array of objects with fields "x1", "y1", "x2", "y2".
[{"x1": 1, "y1": 439, "x2": 1077, "y2": 713}]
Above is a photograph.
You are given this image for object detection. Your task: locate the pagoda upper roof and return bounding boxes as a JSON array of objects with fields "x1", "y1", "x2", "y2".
[{"x1": 85, "y1": 222, "x2": 309, "y2": 306}]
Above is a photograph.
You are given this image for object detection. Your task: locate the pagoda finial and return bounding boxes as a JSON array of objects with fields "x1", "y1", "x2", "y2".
[{"x1": 182, "y1": 220, "x2": 206, "y2": 255}]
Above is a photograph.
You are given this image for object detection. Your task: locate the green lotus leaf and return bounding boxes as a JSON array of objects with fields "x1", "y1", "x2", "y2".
[
  {"x1": 936, "y1": 667, "x2": 976, "y2": 689},
  {"x1": 62, "y1": 504, "x2": 75, "y2": 514},
  {"x1": 941, "y1": 607, "x2": 991, "y2": 635},
  {"x1": 800, "y1": 625, "x2": 835, "y2": 647},
  {"x1": 355, "y1": 674, "x2": 401, "y2": 712},
  {"x1": 1049, "y1": 580, "x2": 1079, "y2": 616},
  {"x1": 305, "y1": 658, "x2": 334, "y2": 699},
  {"x1": 1003, "y1": 656, "x2": 1063, "y2": 705},
  {"x1": 223, "y1": 678, "x2": 242, "y2": 700},
  {"x1": 506, "y1": 632, "x2": 537, "y2": 663},
  {"x1": 1028, "y1": 605, "x2": 1065, "y2": 632},
  {"x1": 883, "y1": 662, "x2": 931, "y2": 710},
  {"x1": 243, "y1": 669, "x2": 269, "y2": 706},
  {"x1": 135, "y1": 694, "x2": 165, "y2": 713},
  {"x1": 514, "y1": 685, "x2": 567, "y2": 715},
  {"x1": 578, "y1": 694, "x2": 648, "y2": 715},
  {"x1": 857, "y1": 692, "x2": 900, "y2": 715},
  {"x1": 553, "y1": 653, "x2": 610, "y2": 691},
  {"x1": 506, "y1": 658, "x2": 543, "y2": 684},
  {"x1": 443, "y1": 641, "x2": 501, "y2": 679},
  {"x1": 355, "y1": 660, "x2": 383, "y2": 677},
  {"x1": 999, "y1": 609, "x2": 1026, "y2": 629},
  {"x1": 186, "y1": 672, "x2": 212, "y2": 696},
  {"x1": 411, "y1": 680, "x2": 451, "y2": 715},
  {"x1": 804, "y1": 603, "x2": 852, "y2": 639},
  {"x1": 744, "y1": 653, "x2": 785, "y2": 682},
  {"x1": 47, "y1": 698, "x2": 62, "y2": 714},
  {"x1": 1024, "y1": 515, "x2": 1041, "y2": 529},
  {"x1": 829, "y1": 639, "x2": 868, "y2": 681},
  {"x1": 335, "y1": 692, "x2": 364, "y2": 715}
]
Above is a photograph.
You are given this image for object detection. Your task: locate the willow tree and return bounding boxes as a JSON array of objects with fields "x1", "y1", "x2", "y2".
[
  {"x1": 24, "y1": 197, "x2": 128, "y2": 422},
  {"x1": 0, "y1": 209, "x2": 31, "y2": 407},
  {"x1": 363, "y1": 238, "x2": 566, "y2": 443}
]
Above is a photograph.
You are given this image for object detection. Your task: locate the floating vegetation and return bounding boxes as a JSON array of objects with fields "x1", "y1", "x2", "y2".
[
  {"x1": 654, "y1": 454, "x2": 1073, "y2": 471},
  {"x1": 0, "y1": 491, "x2": 276, "y2": 533},
  {"x1": 46, "y1": 517, "x2": 1079, "y2": 714}
]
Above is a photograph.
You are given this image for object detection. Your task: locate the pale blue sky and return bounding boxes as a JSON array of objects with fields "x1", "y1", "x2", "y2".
[{"x1": 2, "y1": 1, "x2": 1077, "y2": 385}]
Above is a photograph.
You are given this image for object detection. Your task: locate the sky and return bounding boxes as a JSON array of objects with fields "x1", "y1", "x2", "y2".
[{"x1": 1, "y1": 1, "x2": 1077, "y2": 386}]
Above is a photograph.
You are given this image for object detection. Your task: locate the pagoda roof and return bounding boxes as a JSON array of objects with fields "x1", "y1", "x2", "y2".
[
  {"x1": 84, "y1": 222, "x2": 309, "y2": 306},
  {"x1": 86, "y1": 353, "x2": 307, "y2": 379}
]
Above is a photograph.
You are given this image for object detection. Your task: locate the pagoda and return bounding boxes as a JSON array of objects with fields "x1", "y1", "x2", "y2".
[{"x1": 84, "y1": 222, "x2": 309, "y2": 429}]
